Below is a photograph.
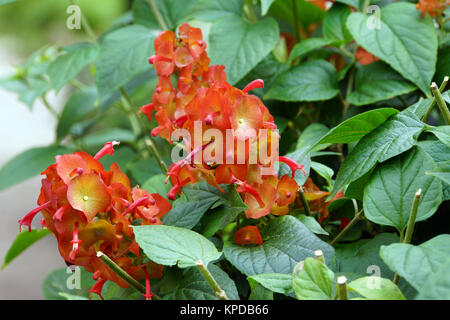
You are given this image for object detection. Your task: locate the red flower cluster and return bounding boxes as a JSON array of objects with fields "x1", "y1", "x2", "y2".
[
  {"x1": 19, "y1": 142, "x2": 171, "y2": 299},
  {"x1": 416, "y1": 0, "x2": 447, "y2": 18},
  {"x1": 141, "y1": 23, "x2": 306, "y2": 220}
]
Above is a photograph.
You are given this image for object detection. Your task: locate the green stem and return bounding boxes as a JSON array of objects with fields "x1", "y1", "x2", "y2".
[
  {"x1": 298, "y1": 188, "x2": 312, "y2": 216},
  {"x1": 196, "y1": 261, "x2": 229, "y2": 300},
  {"x1": 96, "y1": 251, "x2": 161, "y2": 300},
  {"x1": 244, "y1": 0, "x2": 258, "y2": 23},
  {"x1": 70, "y1": 79, "x2": 87, "y2": 90},
  {"x1": 422, "y1": 76, "x2": 448, "y2": 122},
  {"x1": 148, "y1": 0, "x2": 168, "y2": 30},
  {"x1": 120, "y1": 87, "x2": 142, "y2": 136},
  {"x1": 330, "y1": 209, "x2": 363, "y2": 246},
  {"x1": 291, "y1": 0, "x2": 301, "y2": 42},
  {"x1": 41, "y1": 95, "x2": 59, "y2": 119},
  {"x1": 145, "y1": 138, "x2": 168, "y2": 172},
  {"x1": 70, "y1": 0, "x2": 97, "y2": 43},
  {"x1": 403, "y1": 189, "x2": 422, "y2": 244},
  {"x1": 337, "y1": 276, "x2": 348, "y2": 300},
  {"x1": 431, "y1": 81, "x2": 450, "y2": 125},
  {"x1": 362, "y1": 0, "x2": 370, "y2": 13},
  {"x1": 314, "y1": 250, "x2": 325, "y2": 264},
  {"x1": 342, "y1": 67, "x2": 355, "y2": 118}
]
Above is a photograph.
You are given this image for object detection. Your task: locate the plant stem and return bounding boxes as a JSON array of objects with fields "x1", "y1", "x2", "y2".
[
  {"x1": 148, "y1": 0, "x2": 168, "y2": 30},
  {"x1": 314, "y1": 250, "x2": 325, "y2": 264},
  {"x1": 393, "y1": 189, "x2": 422, "y2": 285},
  {"x1": 96, "y1": 251, "x2": 162, "y2": 300},
  {"x1": 330, "y1": 209, "x2": 363, "y2": 246},
  {"x1": 422, "y1": 76, "x2": 448, "y2": 122},
  {"x1": 145, "y1": 138, "x2": 168, "y2": 172},
  {"x1": 362, "y1": 0, "x2": 371, "y2": 13},
  {"x1": 70, "y1": 0, "x2": 97, "y2": 43},
  {"x1": 244, "y1": 0, "x2": 258, "y2": 23},
  {"x1": 342, "y1": 67, "x2": 355, "y2": 118},
  {"x1": 120, "y1": 87, "x2": 142, "y2": 136},
  {"x1": 431, "y1": 81, "x2": 450, "y2": 125},
  {"x1": 41, "y1": 95, "x2": 59, "y2": 119},
  {"x1": 337, "y1": 276, "x2": 348, "y2": 300},
  {"x1": 291, "y1": 0, "x2": 301, "y2": 42},
  {"x1": 298, "y1": 188, "x2": 312, "y2": 216},
  {"x1": 196, "y1": 260, "x2": 229, "y2": 300},
  {"x1": 403, "y1": 189, "x2": 422, "y2": 244}
]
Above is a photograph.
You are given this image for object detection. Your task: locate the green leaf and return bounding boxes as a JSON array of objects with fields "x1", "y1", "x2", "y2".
[
  {"x1": 346, "y1": 2, "x2": 437, "y2": 95},
  {"x1": 426, "y1": 126, "x2": 450, "y2": 148},
  {"x1": 363, "y1": 147, "x2": 442, "y2": 231},
  {"x1": 142, "y1": 174, "x2": 172, "y2": 199},
  {"x1": 170, "y1": 264, "x2": 239, "y2": 300},
  {"x1": 133, "y1": 225, "x2": 222, "y2": 268},
  {"x1": 269, "y1": 0, "x2": 325, "y2": 30},
  {"x1": 296, "y1": 123, "x2": 330, "y2": 151},
  {"x1": 265, "y1": 60, "x2": 339, "y2": 102},
  {"x1": 322, "y1": 4, "x2": 352, "y2": 43},
  {"x1": 162, "y1": 197, "x2": 217, "y2": 229},
  {"x1": 335, "y1": 233, "x2": 398, "y2": 278},
  {"x1": 58, "y1": 292, "x2": 89, "y2": 300},
  {"x1": 80, "y1": 128, "x2": 135, "y2": 147},
  {"x1": 405, "y1": 98, "x2": 433, "y2": 119},
  {"x1": 248, "y1": 283, "x2": 274, "y2": 300},
  {"x1": 57, "y1": 87, "x2": 97, "y2": 140},
  {"x1": 248, "y1": 273, "x2": 293, "y2": 295},
  {"x1": 416, "y1": 263, "x2": 450, "y2": 300},
  {"x1": 292, "y1": 258, "x2": 334, "y2": 300},
  {"x1": 2, "y1": 229, "x2": 50, "y2": 269},
  {"x1": 317, "y1": 108, "x2": 398, "y2": 145},
  {"x1": 348, "y1": 62, "x2": 417, "y2": 106},
  {"x1": 0, "y1": 145, "x2": 71, "y2": 191},
  {"x1": 260, "y1": 0, "x2": 275, "y2": 15},
  {"x1": 348, "y1": 277, "x2": 406, "y2": 300},
  {"x1": 380, "y1": 234, "x2": 450, "y2": 293},
  {"x1": 425, "y1": 160, "x2": 450, "y2": 185},
  {"x1": 48, "y1": 43, "x2": 98, "y2": 92},
  {"x1": 296, "y1": 214, "x2": 329, "y2": 236},
  {"x1": 187, "y1": 0, "x2": 244, "y2": 22},
  {"x1": 224, "y1": 216, "x2": 334, "y2": 276},
  {"x1": 201, "y1": 185, "x2": 248, "y2": 238},
  {"x1": 208, "y1": 15, "x2": 279, "y2": 85},
  {"x1": 95, "y1": 25, "x2": 159, "y2": 97},
  {"x1": 288, "y1": 38, "x2": 335, "y2": 63},
  {"x1": 310, "y1": 162, "x2": 334, "y2": 188},
  {"x1": 330, "y1": 111, "x2": 425, "y2": 198}
]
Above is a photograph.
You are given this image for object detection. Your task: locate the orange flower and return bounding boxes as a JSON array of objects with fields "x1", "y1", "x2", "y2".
[
  {"x1": 234, "y1": 226, "x2": 263, "y2": 246},
  {"x1": 355, "y1": 47, "x2": 380, "y2": 66}
]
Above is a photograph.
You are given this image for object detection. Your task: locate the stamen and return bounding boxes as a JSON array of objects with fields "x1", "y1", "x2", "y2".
[
  {"x1": 19, "y1": 201, "x2": 51, "y2": 232},
  {"x1": 142, "y1": 269, "x2": 153, "y2": 301},
  {"x1": 94, "y1": 141, "x2": 120, "y2": 160},
  {"x1": 88, "y1": 278, "x2": 107, "y2": 300},
  {"x1": 69, "y1": 223, "x2": 82, "y2": 262},
  {"x1": 278, "y1": 156, "x2": 306, "y2": 178},
  {"x1": 242, "y1": 79, "x2": 264, "y2": 94},
  {"x1": 123, "y1": 196, "x2": 150, "y2": 216},
  {"x1": 53, "y1": 204, "x2": 69, "y2": 221},
  {"x1": 229, "y1": 169, "x2": 265, "y2": 208}
]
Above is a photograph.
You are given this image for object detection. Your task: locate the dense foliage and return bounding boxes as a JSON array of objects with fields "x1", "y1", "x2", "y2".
[{"x1": 1, "y1": 0, "x2": 449, "y2": 300}]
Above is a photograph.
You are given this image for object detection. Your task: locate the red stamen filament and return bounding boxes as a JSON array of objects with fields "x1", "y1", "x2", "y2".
[
  {"x1": 94, "y1": 141, "x2": 120, "y2": 160},
  {"x1": 89, "y1": 278, "x2": 107, "y2": 300},
  {"x1": 242, "y1": 79, "x2": 264, "y2": 94},
  {"x1": 278, "y1": 156, "x2": 306, "y2": 178},
  {"x1": 19, "y1": 201, "x2": 51, "y2": 232},
  {"x1": 69, "y1": 223, "x2": 82, "y2": 261}
]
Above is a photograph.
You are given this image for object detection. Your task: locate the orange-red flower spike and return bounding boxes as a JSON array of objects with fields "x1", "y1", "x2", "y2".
[
  {"x1": 94, "y1": 141, "x2": 120, "y2": 160},
  {"x1": 242, "y1": 79, "x2": 264, "y2": 94},
  {"x1": 89, "y1": 278, "x2": 107, "y2": 300},
  {"x1": 19, "y1": 201, "x2": 51, "y2": 232},
  {"x1": 278, "y1": 156, "x2": 306, "y2": 178}
]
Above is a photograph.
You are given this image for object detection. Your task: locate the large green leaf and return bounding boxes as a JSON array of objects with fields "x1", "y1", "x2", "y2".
[
  {"x1": 133, "y1": 225, "x2": 222, "y2": 268},
  {"x1": 56, "y1": 87, "x2": 97, "y2": 140},
  {"x1": 2, "y1": 229, "x2": 50, "y2": 269},
  {"x1": 363, "y1": 147, "x2": 442, "y2": 231},
  {"x1": 346, "y1": 2, "x2": 437, "y2": 95},
  {"x1": 265, "y1": 60, "x2": 339, "y2": 102},
  {"x1": 380, "y1": 234, "x2": 450, "y2": 293},
  {"x1": 0, "y1": 145, "x2": 71, "y2": 191},
  {"x1": 348, "y1": 62, "x2": 417, "y2": 106},
  {"x1": 248, "y1": 273, "x2": 293, "y2": 296},
  {"x1": 405, "y1": 98, "x2": 433, "y2": 119},
  {"x1": 48, "y1": 43, "x2": 98, "y2": 92},
  {"x1": 269, "y1": 0, "x2": 325, "y2": 30},
  {"x1": 426, "y1": 126, "x2": 450, "y2": 148},
  {"x1": 322, "y1": 3, "x2": 352, "y2": 43},
  {"x1": 348, "y1": 277, "x2": 406, "y2": 300},
  {"x1": 296, "y1": 123, "x2": 330, "y2": 151},
  {"x1": 425, "y1": 160, "x2": 450, "y2": 185},
  {"x1": 162, "y1": 197, "x2": 217, "y2": 229},
  {"x1": 292, "y1": 258, "x2": 334, "y2": 300},
  {"x1": 95, "y1": 25, "x2": 159, "y2": 97},
  {"x1": 169, "y1": 264, "x2": 239, "y2": 300},
  {"x1": 416, "y1": 263, "x2": 450, "y2": 300},
  {"x1": 296, "y1": 214, "x2": 329, "y2": 236},
  {"x1": 288, "y1": 38, "x2": 335, "y2": 63},
  {"x1": 208, "y1": 15, "x2": 279, "y2": 85},
  {"x1": 317, "y1": 108, "x2": 398, "y2": 145},
  {"x1": 330, "y1": 111, "x2": 425, "y2": 198},
  {"x1": 223, "y1": 216, "x2": 334, "y2": 276}
]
